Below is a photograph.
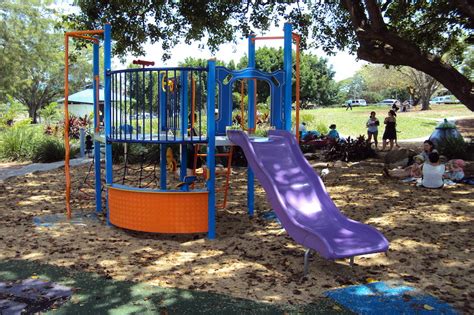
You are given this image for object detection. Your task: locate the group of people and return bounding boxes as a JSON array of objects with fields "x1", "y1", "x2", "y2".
[
  {"x1": 383, "y1": 140, "x2": 466, "y2": 189},
  {"x1": 366, "y1": 110, "x2": 400, "y2": 151}
]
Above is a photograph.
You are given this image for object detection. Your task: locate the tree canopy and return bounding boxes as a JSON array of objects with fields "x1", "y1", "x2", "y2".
[
  {"x1": 0, "y1": 0, "x2": 91, "y2": 123},
  {"x1": 67, "y1": 1, "x2": 473, "y2": 110}
]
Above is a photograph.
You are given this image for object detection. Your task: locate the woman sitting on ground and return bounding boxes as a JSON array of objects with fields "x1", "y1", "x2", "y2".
[
  {"x1": 421, "y1": 140, "x2": 437, "y2": 162},
  {"x1": 420, "y1": 152, "x2": 445, "y2": 189},
  {"x1": 384, "y1": 154, "x2": 424, "y2": 179}
]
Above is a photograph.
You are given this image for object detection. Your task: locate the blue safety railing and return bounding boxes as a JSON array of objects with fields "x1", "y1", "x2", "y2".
[{"x1": 108, "y1": 67, "x2": 208, "y2": 144}]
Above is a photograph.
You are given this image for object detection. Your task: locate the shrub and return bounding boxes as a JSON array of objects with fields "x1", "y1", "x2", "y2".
[
  {"x1": 31, "y1": 137, "x2": 66, "y2": 163},
  {"x1": 314, "y1": 122, "x2": 329, "y2": 135},
  {"x1": 0, "y1": 120, "x2": 38, "y2": 161},
  {"x1": 324, "y1": 135, "x2": 376, "y2": 162},
  {"x1": 61, "y1": 115, "x2": 91, "y2": 139},
  {"x1": 437, "y1": 136, "x2": 470, "y2": 160}
]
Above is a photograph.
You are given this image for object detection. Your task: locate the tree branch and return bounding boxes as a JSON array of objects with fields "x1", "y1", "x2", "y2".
[
  {"x1": 364, "y1": 0, "x2": 387, "y2": 31},
  {"x1": 343, "y1": 0, "x2": 368, "y2": 32},
  {"x1": 452, "y1": 0, "x2": 474, "y2": 28}
]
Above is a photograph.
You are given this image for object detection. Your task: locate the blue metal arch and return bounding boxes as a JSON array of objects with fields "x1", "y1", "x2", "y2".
[{"x1": 215, "y1": 66, "x2": 285, "y2": 135}]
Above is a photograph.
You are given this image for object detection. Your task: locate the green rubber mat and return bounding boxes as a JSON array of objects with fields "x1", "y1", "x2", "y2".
[{"x1": 0, "y1": 259, "x2": 350, "y2": 314}]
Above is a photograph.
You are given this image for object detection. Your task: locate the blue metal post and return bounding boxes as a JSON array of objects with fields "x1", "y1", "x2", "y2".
[
  {"x1": 93, "y1": 40, "x2": 102, "y2": 213},
  {"x1": 159, "y1": 73, "x2": 167, "y2": 189},
  {"x1": 283, "y1": 23, "x2": 293, "y2": 131},
  {"x1": 247, "y1": 34, "x2": 256, "y2": 217},
  {"x1": 79, "y1": 128, "x2": 85, "y2": 158},
  {"x1": 206, "y1": 59, "x2": 216, "y2": 239},
  {"x1": 104, "y1": 23, "x2": 112, "y2": 224},
  {"x1": 180, "y1": 71, "x2": 188, "y2": 180}
]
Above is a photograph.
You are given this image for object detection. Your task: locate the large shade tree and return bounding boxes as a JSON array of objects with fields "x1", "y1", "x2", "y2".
[
  {"x1": 0, "y1": 1, "x2": 91, "y2": 123},
  {"x1": 67, "y1": 0, "x2": 473, "y2": 110}
]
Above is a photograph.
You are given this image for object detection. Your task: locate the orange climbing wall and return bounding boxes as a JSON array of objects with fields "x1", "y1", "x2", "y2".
[{"x1": 108, "y1": 186, "x2": 208, "y2": 233}]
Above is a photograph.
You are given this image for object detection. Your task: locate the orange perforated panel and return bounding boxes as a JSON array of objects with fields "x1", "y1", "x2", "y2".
[{"x1": 108, "y1": 187, "x2": 208, "y2": 233}]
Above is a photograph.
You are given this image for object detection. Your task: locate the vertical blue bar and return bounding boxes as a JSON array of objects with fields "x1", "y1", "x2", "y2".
[
  {"x1": 283, "y1": 23, "x2": 292, "y2": 131},
  {"x1": 93, "y1": 41, "x2": 102, "y2": 213},
  {"x1": 180, "y1": 71, "x2": 188, "y2": 180},
  {"x1": 104, "y1": 23, "x2": 112, "y2": 224},
  {"x1": 159, "y1": 73, "x2": 167, "y2": 189},
  {"x1": 247, "y1": 34, "x2": 256, "y2": 217},
  {"x1": 207, "y1": 59, "x2": 216, "y2": 239}
]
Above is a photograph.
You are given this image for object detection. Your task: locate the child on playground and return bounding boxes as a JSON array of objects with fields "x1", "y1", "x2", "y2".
[
  {"x1": 444, "y1": 159, "x2": 465, "y2": 181},
  {"x1": 419, "y1": 152, "x2": 445, "y2": 188},
  {"x1": 85, "y1": 135, "x2": 93, "y2": 158},
  {"x1": 366, "y1": 111, "x2": 379, "y2": 149}
]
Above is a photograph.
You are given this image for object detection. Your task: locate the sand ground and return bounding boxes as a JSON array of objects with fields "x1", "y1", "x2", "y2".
[{"x1": 0, "y1": 152, "x2": 473, "y2": 313}]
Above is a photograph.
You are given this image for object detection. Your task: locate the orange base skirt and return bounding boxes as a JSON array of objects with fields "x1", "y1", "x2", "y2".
[{"x1": 108, "y1": 186, "x2": 208, "y2": 233}]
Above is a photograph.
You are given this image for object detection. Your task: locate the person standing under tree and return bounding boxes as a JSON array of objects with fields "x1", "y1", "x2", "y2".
[
  {"x1": 382, "y1": 110, "x2": 397, "y2": 151},
  {"x1": 366, "y1": 111, "x2": 379, "y2": 149}
]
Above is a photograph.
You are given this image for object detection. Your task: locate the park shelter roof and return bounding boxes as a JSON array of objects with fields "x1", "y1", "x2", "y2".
[{"x1": 58, "y1": 86, "x2": 104, "y2": 105}]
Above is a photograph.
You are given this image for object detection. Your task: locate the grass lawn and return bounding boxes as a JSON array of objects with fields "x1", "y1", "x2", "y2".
[{"x1": 299, "y1": 104, "x2": 474, "y2": 140}]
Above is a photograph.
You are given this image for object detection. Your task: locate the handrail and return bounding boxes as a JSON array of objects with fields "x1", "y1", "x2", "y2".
[{"x1": 109, "y1": 66, "x2": 207, "y2": 74}]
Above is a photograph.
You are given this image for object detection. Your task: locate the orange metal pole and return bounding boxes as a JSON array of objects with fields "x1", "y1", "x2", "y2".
[
  {"x1": 240, "y1": 80, "x2": 245, "y2": 130},
  {"x1": 64, "y1": 35, "x2": 71, "y2": 219},
  {"x1": 295, "y1": 34, "x2": 301, "y2": 143},
  {"x1": 70, "y1": 34, "x2": 99, "y2": 43},
  {"x1": 66, "y1": 30, "x2": 104, "y2": 36}
]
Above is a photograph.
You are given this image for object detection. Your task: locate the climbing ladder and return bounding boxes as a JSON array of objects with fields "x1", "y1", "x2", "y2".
[{"x1": 193, "y1": 144, "x2": 234, "y2": 209}]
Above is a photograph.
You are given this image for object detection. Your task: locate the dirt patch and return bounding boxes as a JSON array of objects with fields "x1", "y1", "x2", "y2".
[{"x1": 0, "y1": 159, "x2": 473, "y2": 313}]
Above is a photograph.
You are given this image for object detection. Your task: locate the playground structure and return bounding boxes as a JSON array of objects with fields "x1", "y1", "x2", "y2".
[{"x1": 64, "y1": 23, "x2": 389, "y2": 271}]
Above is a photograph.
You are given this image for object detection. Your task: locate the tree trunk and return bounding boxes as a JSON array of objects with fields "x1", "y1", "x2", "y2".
[
  {"x1": 28, "y1": 103, "x2": 39, "y2": 124},
  {"x1": 343, "y1": 0, "x2": 474, "y2": 111},
  {"x1": 420, "y1": 96, "x2": 430, "y2": 111}
]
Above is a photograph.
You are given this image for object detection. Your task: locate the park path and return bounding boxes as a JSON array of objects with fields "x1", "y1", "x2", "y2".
[{"x1": 0, "y1": 157, "x2": 90, "y2": 182}]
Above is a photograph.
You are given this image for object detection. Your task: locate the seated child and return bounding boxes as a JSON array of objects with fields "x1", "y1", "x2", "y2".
[
  {"x1": 385, "y1": 154, "x2": 424, "y2": 179},
  {"x1": 85, "y1": 135, "x2": 93, "y2": 158},
  {"x1": 420, "y1": 152, "x2": 445, "y2": 188},
  {"x1": 444, "y1": 159, "x2": 465, "y2": 181},
  {"x1": 327, "y1": 124, "x2": 340, "y2": 141}
]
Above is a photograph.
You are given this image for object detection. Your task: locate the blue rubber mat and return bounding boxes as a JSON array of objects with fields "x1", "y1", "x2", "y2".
[
  {"x1": 33, "y1": 212, "x2": 98, "y2": 227},
  {"x1": 325, "y1": 281, "x2": 457, "y2": 314}
]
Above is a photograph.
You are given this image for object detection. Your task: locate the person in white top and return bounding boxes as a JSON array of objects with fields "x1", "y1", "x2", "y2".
[{"x1": 421, "y1": 152, "x2": 445, "y2": 188}]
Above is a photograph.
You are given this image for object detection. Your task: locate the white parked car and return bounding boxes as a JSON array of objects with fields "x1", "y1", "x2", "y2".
[
  {"x1": 430, "y1": 95, "x2": 460, "y2": 104},
  {"x1": 379, "y1": 99, "x2": 398, "y2": 106},
  {"x1": 345, "y1": 99, "x2": 367, "y2": 107}
]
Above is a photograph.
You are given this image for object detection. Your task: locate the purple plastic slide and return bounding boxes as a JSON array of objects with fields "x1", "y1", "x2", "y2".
[{"x1": 228, "y1": 130, "x2": 389, "y2": 272}]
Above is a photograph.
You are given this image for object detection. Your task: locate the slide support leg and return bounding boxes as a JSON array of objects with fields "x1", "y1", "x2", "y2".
[
  {"x1": 349, "y1": 256, "x2": 354, "y2": 267},
  {"x1": 304, "y1": 248, "x2": 311, "y2": 276}
]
